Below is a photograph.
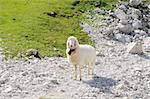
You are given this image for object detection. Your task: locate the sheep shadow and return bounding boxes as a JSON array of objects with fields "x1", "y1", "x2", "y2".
[
  {"x1": 139, "y1": 53, "x2": 150, "y2": 59},
  {"x1": 84, "y1": 75, "x2": 117, "y2": 94}
]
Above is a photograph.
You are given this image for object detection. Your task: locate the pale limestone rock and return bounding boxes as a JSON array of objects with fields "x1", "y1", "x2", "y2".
[{"x1": 127, "y1": 42, "x2": 143, "y2": 54}]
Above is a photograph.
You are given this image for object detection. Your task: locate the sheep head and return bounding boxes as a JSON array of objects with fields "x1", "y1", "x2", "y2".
[{"x1": 67, "y1": 36, "x2": 79, "y2": 50}]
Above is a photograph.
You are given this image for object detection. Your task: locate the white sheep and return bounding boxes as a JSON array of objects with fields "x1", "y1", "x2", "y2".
[{"x1": 66, "y1": 36, "x2": 96, "y2": 81}]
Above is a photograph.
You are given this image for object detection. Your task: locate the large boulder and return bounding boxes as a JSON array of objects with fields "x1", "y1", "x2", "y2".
[
  {"x1": 117, "y1": 23, "x2": 133, "y2": 34},
  {"x1": 131, "y1": 8, "x2": 141, "y2": 19},
  {"x1": 114, "y1": 33, "x2": 131, "y2": 43},
  {"x1": 127, "y1": 8, "x2": 141, "y2": 19},
  {"x1": 132, "y1": 19, "x2": 142, "y2": 29},
  {"x1": 129, "y1": 0, "x2": 141, "y2": 7},
  {"x1": 134, "y1": 30, "x2": 148, "y2": 36},
  {"x1": 115, "y1": 8, "x2": 128, "y2": 20},
  {"x1": 127, "y1": 41, "x2": 143, "y2": 54}
]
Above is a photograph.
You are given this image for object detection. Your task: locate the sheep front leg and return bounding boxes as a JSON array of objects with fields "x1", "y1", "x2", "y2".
[
  {"x1": 79, "y1": 65, "x2": 82, "y2": 81},
  {"x1": 74, "y1": 65, "x2": 77, "y2": 80}
]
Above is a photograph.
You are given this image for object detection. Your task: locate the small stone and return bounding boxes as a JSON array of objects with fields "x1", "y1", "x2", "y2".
[
  {"x1": 116, "y1": 83, "x2": 128, "y2": 91},
  {"x1": 133, "y1": 34, "x2": 140, "y2": 41},
  {"x1": 60, "y1": 89, "x2": 65, "y2": 92},
  {"x1": 46, "y1": 11, "x2": 57, "y2": 17},
  {"x1": 22, "y1": 71, "x2": 28, "y2": 76},
  {"x1": 143, "y1": 37, "x2": 150, "y2": 52},
  {"x1": 51, "y1": 80, "x2": 59, "y2": 85},
  {"x1": 26, "y1": 49, "x2": 41, "y2": 59},
  {"x1": 94, "y1": 8, "x2": 105, "y2": 15},
  {"x1": 0, "y1": 79, "x2": 7, "y2": 84},
  {"x1": 127, "y1": 41, "x2": 143, "y2": 54},
  {"x1": 3, "y1": 86, "x2": 12, "y2": 93},
  {"x1": 109, "y1": 12, "x2": 117, "y2": 18},
  {"x1": 148, "y1": 29, "x2": 150, "y2": 36}
]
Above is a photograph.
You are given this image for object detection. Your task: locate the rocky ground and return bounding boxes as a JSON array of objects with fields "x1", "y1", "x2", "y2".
[{"x1": 0, "y1": 0, "x2": 150, "y2": 99}]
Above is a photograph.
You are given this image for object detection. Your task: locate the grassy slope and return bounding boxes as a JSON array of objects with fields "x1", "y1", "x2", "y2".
[
  {"x1": 0, "y1": 0, "x2": 92, "y2": 58},
  {"x1": 0, "y1": 0, "x2": 120, "y2": 58}
]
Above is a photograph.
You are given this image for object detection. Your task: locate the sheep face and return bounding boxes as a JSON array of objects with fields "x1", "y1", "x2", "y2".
[
  {"x1": 68, "y1": 39, "x2": 76, "y2": 49},
  {"x1": 67, "y1": 36, "x2": 79, "y2": 50}
]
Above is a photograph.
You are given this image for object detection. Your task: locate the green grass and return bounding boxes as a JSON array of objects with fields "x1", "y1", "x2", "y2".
[{"x1": 0, "y1": 0, "x2": 120, "y2": 59}]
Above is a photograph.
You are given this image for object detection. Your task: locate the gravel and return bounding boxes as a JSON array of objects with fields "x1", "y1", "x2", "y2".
[{"x1": 0, "y1": 1, "x2": 150, "y2": 99}]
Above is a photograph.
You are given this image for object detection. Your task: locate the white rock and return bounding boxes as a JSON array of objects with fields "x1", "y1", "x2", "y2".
[
  {"x1": 134, "y1": 30, "x2": 148, "y2": 36},
  {"x1": 141, "y1": 30, "x2": 148, "y2": 37},
  {"x1": 3, "y1": 86, "x2": 12, "y2": 93},
  {"x1": 130, "y1": 0, "x2": 141, "y2": 7},
  {"x1": 127, "y1": 42, "x2": 143, "y2": 54},
  {"x1": 115, "y1": 34, "x2": 131, "y2": 43},
  {"x1": 143, "y1": 37, "x2": 150, "y2": 52},
  {"x1": 119, "y1": 4, "x2": 127, "y2": 12},
  {"x1": 132, "y1": 19, "x2": 142, "y2": 29},
  {"x1": 117, "y1": 23, "x2": 133, "y2": 34},
  {"x1": 120, "y1": 19, "x2": 128, "y2": 25},
  {"x1": 125, "y1": 35, "x2": 132, "y2": 43},
  {"x1": 115, "y1": 8, "x2": 128, "y2": 20},
  {"x1": 115, "y1": 34, "x2": 125, "y2": 43},
  {"x1": 131, "y1": 8, "x2": 141, "y2": 19},
  {"x1": 133, "y1": 34, "x2": 140, "y2": 41}
]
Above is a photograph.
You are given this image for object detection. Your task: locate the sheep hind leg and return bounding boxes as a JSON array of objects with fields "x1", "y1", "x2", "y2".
[
  {"x1": 89, "y1": 62, "x2": 95, "y2": 75},
  {"x1": 88, "y1": 64, "x2": 91, "y2": 75},
  {"x1": 91, "y1": 62, "x2": 95, "y2": 75}
]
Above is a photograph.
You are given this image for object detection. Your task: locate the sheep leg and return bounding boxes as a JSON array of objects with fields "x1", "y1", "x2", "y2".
[
  {"x1": 88, "y1": 63, "x2": 94, "y2": 75},
  {"x1": 79, "y1": 65, "x2": 82, "y2": 81},
  {"x1": 88, "y1": 64, "x2": 90, "y2": 75},
  {"x1": 74, "y1": 65, "x2": 77, "y2": 80},
  {"x1": 91, "y1": 62, "x2": 95, "y2": 75}
]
